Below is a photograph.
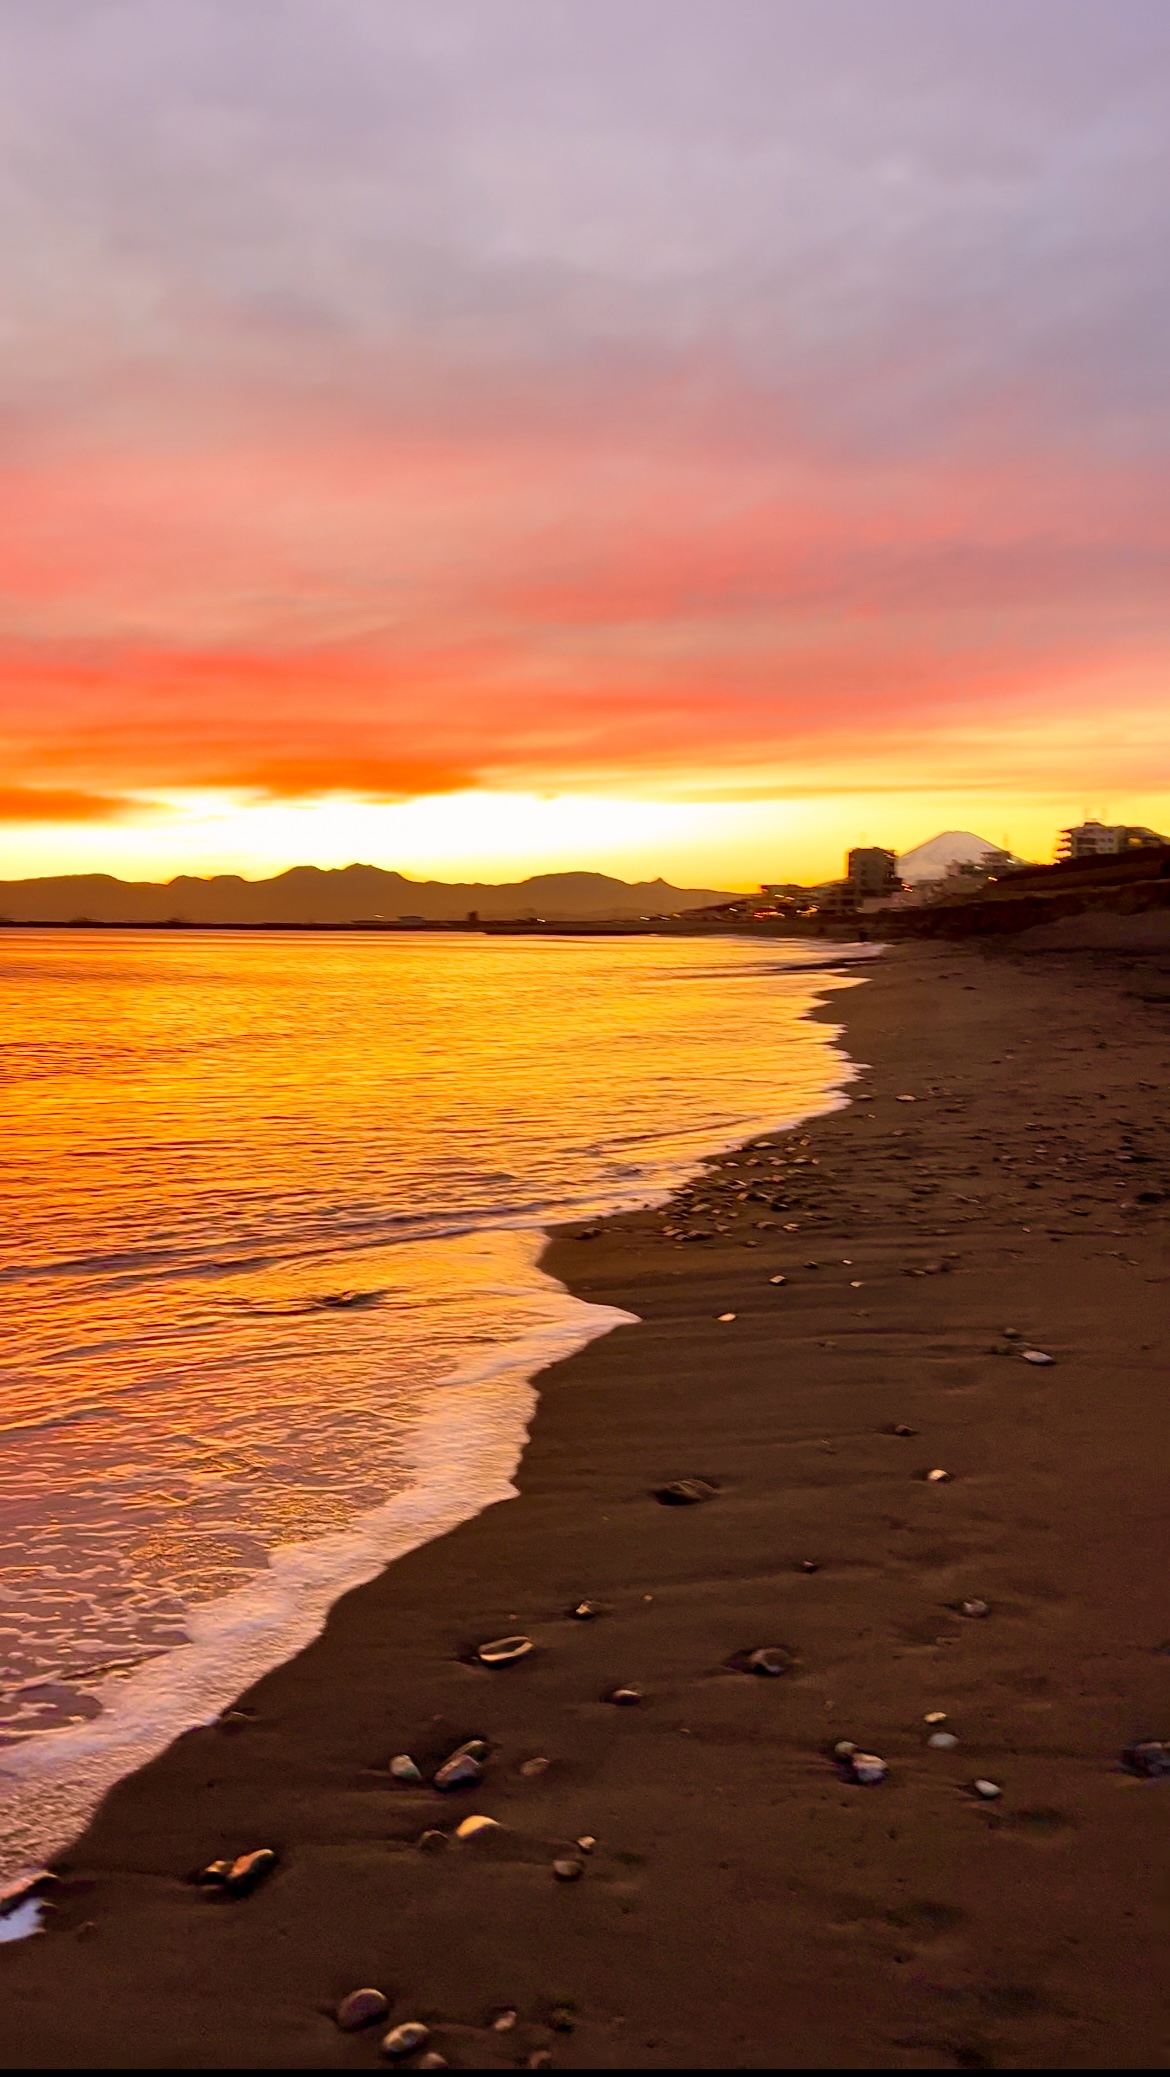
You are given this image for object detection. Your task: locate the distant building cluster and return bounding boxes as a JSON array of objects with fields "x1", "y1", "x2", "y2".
[{"x1": 690, "y1": 818, "x2": 1170, "y2": 935}]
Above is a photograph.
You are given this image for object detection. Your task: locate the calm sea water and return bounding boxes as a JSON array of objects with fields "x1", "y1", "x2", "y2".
[{"x1": 0, "y1": 928, "x2": 860, "y2": 1886}]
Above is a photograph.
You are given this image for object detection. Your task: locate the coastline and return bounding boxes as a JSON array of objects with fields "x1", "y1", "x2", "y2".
[{"x1": 2, "y1": 940, "x2": 1169, "y2": 2068}]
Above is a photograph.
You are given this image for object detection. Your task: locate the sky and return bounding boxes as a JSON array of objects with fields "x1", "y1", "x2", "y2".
[{"x1": 1, "y1": 0, "x2": 1168, "y2": 889}]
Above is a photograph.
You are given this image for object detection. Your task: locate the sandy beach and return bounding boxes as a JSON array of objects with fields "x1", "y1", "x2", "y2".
[{"x1": 2, "y1": 940, "x2": 1168, "y2": 2070}]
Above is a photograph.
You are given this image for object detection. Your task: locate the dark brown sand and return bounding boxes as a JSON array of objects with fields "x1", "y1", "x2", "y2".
[{"x1": 2, "y1": 942, "x2": 1169, "y2": 2071}]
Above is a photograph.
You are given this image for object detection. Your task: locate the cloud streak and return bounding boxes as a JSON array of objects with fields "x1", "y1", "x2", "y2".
[{"x1": 0, "y1": 1, "x2": 1167, "y2": 849}]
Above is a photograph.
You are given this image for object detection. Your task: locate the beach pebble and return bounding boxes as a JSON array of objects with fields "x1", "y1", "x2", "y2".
[
  {"x1": 959, "y1": 1598, "x2": 990, "y2": 1619},
  {"x1": 1022, "y1": 1349, "x2": 1054, "y2": 1365},
  {"x1": 194, "y1": 1859, "x2": 233, "y2": 1887},
  {"x1": 455, "y1": 1814, "x2": 501, "y2": 1841},
  {"x1": 884, "y1": 1423, "x2": 917, "y2": 1437},
  {"x1": 476, "y1": 1635, "x2": 533, "y2": 1667},
  {"x1": 418, "y1": 1828, "x2": 448, "y2": 1853},
  {"x1": 336, "y1": 1989, "x2": 389, "y2": 2032},
  {"x1": 434, "y1": 1752, "x2": 483, "y2": 1792},
  {"x1": 224, "y1": 1849, "x2": 277, "y2": 1897},
  {"x1": 743, "y1": 1647, "x2": 794, "y2": 1677},
  {"x1": 390, "y1": 1754, "x2": 423, "y2": 1783},
  {"x1": 833, "y1": 1740, "x2": 857, "y2": 1758},
  {"x1": 896, "y1": 1093, "x2": 917, "y2": 1102},
  {"x1": 654, "y1": 1478, "x2": 716, "y2": 1505},
  {"x1": 1122, "y1": 1739, "x2": 1170, "y2": 1778},
  {"x1": 847, "y1": 1752, "x2": 888, "y2": 1785},
  {"x1": 926, "y1": 1468, "x2": 952, "y2": 1483},
  {"x1": 924, "y1": 1711, "x2": 948, "y2": 1725},
  {"x1": 576, "y1": 1835, "x2": 596, "y2": 1853},
  {"x1": 417, "y1": 2057, "x2": 449, "y2": 2070},
  {"x1": 490, "y1": 2008, "x2": 518, "y2": 2032},
  {"x1": 928, "y1": 1732, "x2": 959, "y2": 1750},
  {"x1": 552, "y1": 1857, "x2": 584, "y2": 1882},
  {"x1": 570, "y1": 1599, "x2": 605, "y2": 1619},
  {"x1": 971, "y1": 1778, "x2": 1002, "y2": 1800},
  {"x1": 799, "y1": 1558, "x2": 821, "y2": 1574},
  {"x1": 381, "y1": 2021, "x2": 431, "y2": 2059},
  {"x1": 716, "y1": 1312, "x2": 736, "y2": 1322},
  {"x1": 769, "y1": 1274, "x2": 787, "y2": 1285},
  {"x1": 519, "y1": 1756, "x2": 551, "y2": 1777},
  {"x1": 527, "y1": 2055, "x2": 552, "y2": 2071},
  {"x1": 607, "y1": 1686, "x2": 642, "y2": 1706}
]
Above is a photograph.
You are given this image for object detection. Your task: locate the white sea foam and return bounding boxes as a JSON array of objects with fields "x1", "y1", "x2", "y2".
[{"x1": 0, "y1": 1246, "x2": 634, "y2": 1893}]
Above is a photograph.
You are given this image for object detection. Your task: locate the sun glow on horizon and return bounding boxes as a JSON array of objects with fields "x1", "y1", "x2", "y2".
[{"x1": 4, "y1": 783, "x2": 1170, "y2": 891}]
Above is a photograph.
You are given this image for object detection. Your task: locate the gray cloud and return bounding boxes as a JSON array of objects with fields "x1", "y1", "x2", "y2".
[{"x1": 0, "y1": 0, "x2": 1166, "y2": 462}]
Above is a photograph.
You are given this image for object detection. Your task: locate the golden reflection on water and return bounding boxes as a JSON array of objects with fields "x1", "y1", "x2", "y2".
[{"x1": 0, "y1": 929, "x2": 848, "y2": 1723}]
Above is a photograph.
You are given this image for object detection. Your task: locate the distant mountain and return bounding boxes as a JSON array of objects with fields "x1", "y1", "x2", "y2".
[
  {"x1": 0, "y1": 864, "x2": 736, "y2": 926},
  {"x1": 897, "y1": 831, "x2": 1026, "y2": 884}
]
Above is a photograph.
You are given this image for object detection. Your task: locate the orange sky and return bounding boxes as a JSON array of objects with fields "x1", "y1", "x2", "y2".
[{"x1": 1, "y1": 1, "x2": 1168, "y2": 887}]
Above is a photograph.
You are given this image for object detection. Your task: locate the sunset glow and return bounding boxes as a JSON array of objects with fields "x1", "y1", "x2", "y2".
[{"x1": 2, "y1": 0, "x2": 1168, "y2": 883}]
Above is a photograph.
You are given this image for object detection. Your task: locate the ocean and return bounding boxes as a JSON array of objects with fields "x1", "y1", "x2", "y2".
[{"x1": 0, "y1": 927, "x2": 861, "y2": 1892}]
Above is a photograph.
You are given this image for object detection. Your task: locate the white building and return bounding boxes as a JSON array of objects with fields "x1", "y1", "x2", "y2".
[{"x1": 1058, "y1": 820, "x2": 1169, "y2": 860}]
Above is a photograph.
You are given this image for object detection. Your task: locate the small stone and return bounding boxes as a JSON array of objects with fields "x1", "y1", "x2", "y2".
[
  {"x1": 418, "y1": 1828, "x2": 448, "y2": 1853},
  {"x1": 552, "y1": 1857, "x2": 584, "y2": 1881},
  {"x1": 769, "y1": 1274, "x2": 787, "y2": 1285},
  {"x1": 654, "y1": 1479, "x2": 716, "y2": 1505},
  {"x1": 570, "y1": 1600, "x2": 605, "y2": 1619},
  {"x1": 490, "y1": 2008, "x2": 518, "y2": 2032},
  {"x1": 607, "y1": 1686, "x2": 641, "y2": 1706},
  {"x1": 924, "y1": 1711, "x2": 947, "y2": 1725},
  {"x1": 434, "y1": 1752, "x2": 483, "y2": 1791},
  {"x1": 833, "y1": 1739, "x2": 857, "y2": 1758},
  {"x1": 743, "y1": 1647, "x2": 794, "y2": 1677},
  {"x1": 224, "y1": 1849, "x2": 277, "y2": 1896},
  {"x1": 417, "y1": 2057, "x2": 449, "y2": 2070},
  {"x1": 576, "y1": 1835, "x2": 596, "y2": 1853},
  {"x1": 804, "y1": 1260, "x2": 819, "y2": 1270},
  {"x1": 194, "y1": 1859, "x2": 233, "y2": 1887},
  {"x1": 337, "y1": 1989, "x2": 389, "y2": 2032},
  {"x1": 971, "y1": 1778, "x2": 1002, "y2": 1800},
  {"x1": 519, "y1": 1756, "x2": 551, "y2": 1777},
  {"x1": 848, "y1": 1752, "x2": 887, "y2": 1785},
  {"x1": 782, "y1": 1222, "x2": 800, "y2": 1232},
  {"x1": 381, "y1": 2021, "x2": 430, "y2": 2059},
  {"x1": 928, "y1": 1732, "x2": 959, "y2": 1750},
  {"x1": 850, "y1": 1280, "x2": 863, "y2": 1288},
  {"x1": 476, "y1": 1635, "x2": 533, "y2": 1667},
  {"x1": 550, "y1": 2004, "x2": 576, "y2": 2032},
  {"x1": 799, "y1": 1558, "x2": 820, "y2": 1573},
  {"x1": 926, "y1": 1468, "x2": 952, "y2": 1483},
  {"x1": 1122, "y1": 1739, "x2": 1170, "y2": 1778},
  {"x1": 527, "y1": 2055, "x2": 552, "y2": 2070},
  {"x1": 884, "y1": 1423, "x2": 917, "y2": 1437},
  {"x1": 390, "y1": 1754, "x2": 423, "y2": 1783},
  {"x1": 455, "y1": 1814, "x2": 501, "y2": 1841},
  {"x1": 717, "y1": 1312, "x2": 736, "y2": 1322},
  {"x1": 960, "y1": 1598, "x2": 990, "y2": 1619},
  {"x1": 1003, "y1": 1327, "x2": 1021, "y2": 1337},
  {"x1": 896, "y1": 1094, "x2": 917, "y2": 1102},
  {"x1": 1022, "y1": 1349, "x2": 1054, "y2": 1365}
]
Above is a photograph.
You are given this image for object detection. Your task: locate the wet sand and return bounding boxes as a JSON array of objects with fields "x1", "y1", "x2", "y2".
[{"x1": 2, "y1": 941, "x2": 1169, "y2": 2070}]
